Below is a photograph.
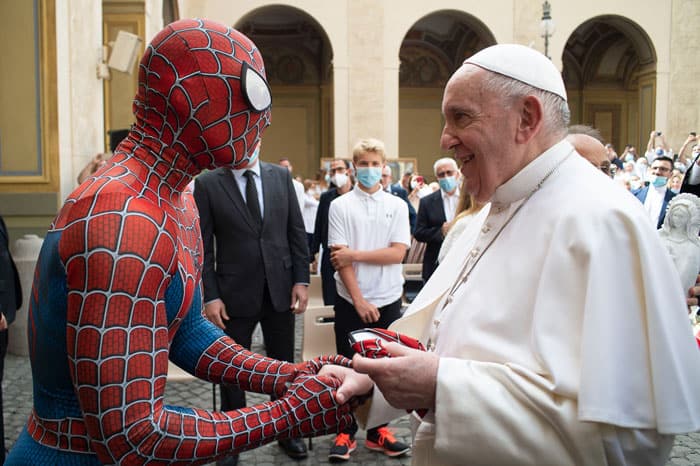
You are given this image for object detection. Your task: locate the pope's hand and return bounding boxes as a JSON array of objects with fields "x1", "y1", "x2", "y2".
[
  {"x1": 319, "y1": 365, "x2": 374, "y2": 405},
  {"x1": 352, "y1": 342, "x2": 439, "y2": 411}
]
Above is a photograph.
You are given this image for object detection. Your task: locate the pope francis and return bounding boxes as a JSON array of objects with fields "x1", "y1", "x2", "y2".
[{"x1": 341, "y1": 44, "x2": 700, "y2": 465}]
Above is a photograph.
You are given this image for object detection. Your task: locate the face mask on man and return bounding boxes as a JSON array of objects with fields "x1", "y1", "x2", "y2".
[
  {"x1": 630, "y1": 180, "x2": 642, "y2": 190},
  {"x1": 650, "y1": 175, "x2": 668, "y2": 188},
  {"x1": 356, "y1": 167, "x2": 382, "y2": 188},
  {"x1": 625, "y1": 154, "x2": 634, "y2": 162},
  {"x1": 438, "y1": 176, "x2": 458, "y2": 193},
  {"x1": 331, "y1": 172, "x2": 348, "y2": 188}
]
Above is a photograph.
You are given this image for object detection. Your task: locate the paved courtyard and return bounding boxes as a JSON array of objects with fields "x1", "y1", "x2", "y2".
[{"x1": 2, "y1": 316, "x2": 699, "y2": 465}]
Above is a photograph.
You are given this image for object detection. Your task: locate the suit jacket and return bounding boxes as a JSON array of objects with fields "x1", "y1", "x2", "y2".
[
  {"x1": 389, "y1": 184, "x2": 417, "y2": 233},
  {"x1": 194, "y1": 162, "x2": 309, "y2": 317},
  {"x1": 414, "y1": 190, "x2": 446, "y2": 281},
  {"x1": 681, "y1": 153, "x2": 700, "y2": 196},
  {"x1": 0, "y1": 216, "x2": 22, "y2": 324},
  {"x1": 311, "y1": 187, "x2": 344, "y2": 305},
  {"x1": 633, "y1": 186, "x2": 677, "y2": 229}
]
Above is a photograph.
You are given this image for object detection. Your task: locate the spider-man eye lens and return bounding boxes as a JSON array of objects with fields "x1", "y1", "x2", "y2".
[{"x1": 241, "y1": 62, "x2": 271, "y2": 112}]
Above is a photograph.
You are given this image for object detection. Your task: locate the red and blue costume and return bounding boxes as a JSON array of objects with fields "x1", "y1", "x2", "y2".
[{"x1": 7, "y1": 19, "x2": 353, "y2": 465}]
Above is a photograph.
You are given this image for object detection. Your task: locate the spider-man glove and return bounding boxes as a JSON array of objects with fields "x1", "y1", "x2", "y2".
[
  {"x1": 267, "y1": 355, "x2": 353, "y2": 398},
  {"x1": 294, "y1": 354, "x2": 353, "y2": 376},
  {"x1": 277, "y1": 373, "x2": 354, "y2": 439}
]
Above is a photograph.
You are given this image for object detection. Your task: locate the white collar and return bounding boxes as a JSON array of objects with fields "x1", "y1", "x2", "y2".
[
  {"x1": 491, "y1": 139, "x2": 572, "y2": 206},
  {"x1": 231, "y1": 160, "x2": 261, "y2": 177},
  {"x1": 441, "y1": 186, "x2": 460, "y2": 201},
  {"x1": 353, "y1": 184, "x2": 385, "y2": 200}
]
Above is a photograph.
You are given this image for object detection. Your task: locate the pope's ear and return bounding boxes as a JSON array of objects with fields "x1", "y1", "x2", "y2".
[{"x1": 515, "y1": 95, "x2": 544, "y2": 144}]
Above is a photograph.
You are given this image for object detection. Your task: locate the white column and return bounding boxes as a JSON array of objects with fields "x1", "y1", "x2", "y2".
[
  {"x1": 56, "y1": 0, "x2": 104, "y2": 201},
  {"x1": 333, "y1": 65, "x2": 350, "y2": 157},
  {"x1": 383, "y1": 61, "x2": 400, "y2": 159}
]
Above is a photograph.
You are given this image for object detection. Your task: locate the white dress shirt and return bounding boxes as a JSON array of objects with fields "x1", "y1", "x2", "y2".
[{"x1": 231, "y1": 161, "x2": 264, "y2": 217}]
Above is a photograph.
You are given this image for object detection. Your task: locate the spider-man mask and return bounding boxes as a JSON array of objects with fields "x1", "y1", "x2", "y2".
[{"x1": 133, "y1": 18, "x2": 271, "y2": 170}]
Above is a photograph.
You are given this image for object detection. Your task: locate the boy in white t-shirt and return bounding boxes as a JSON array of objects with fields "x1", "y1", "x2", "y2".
[{"x1": 327, "y1": 138, "x2": 411, "y2": 461}]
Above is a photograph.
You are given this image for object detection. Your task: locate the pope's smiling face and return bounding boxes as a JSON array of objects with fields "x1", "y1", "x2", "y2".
[{"x1": 439, "y1": 66, "x2": 531, "y2": 203}]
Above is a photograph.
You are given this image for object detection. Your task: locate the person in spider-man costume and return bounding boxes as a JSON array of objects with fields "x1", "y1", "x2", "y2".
[{"x1": 6, "y1": 19, "x2": 370, "y2": 465}]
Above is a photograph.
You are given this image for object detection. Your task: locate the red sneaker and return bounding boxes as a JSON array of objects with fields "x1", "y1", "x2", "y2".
[
  {"x1": 328, "y1": 432, "x2": 357, "y2": 462},
  {"x1": 365, "y1": 426, "x2": 411, "y2": 457}
]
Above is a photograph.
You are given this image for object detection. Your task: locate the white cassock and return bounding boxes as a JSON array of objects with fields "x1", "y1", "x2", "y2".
[{"x1": 363, "y1": 140, "x2": 700, "y2": 465}]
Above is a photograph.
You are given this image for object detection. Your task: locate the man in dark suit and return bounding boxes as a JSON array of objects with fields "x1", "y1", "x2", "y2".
[
  {"x1": 414, "y1": 158, "x2": 461, "y2": 282},
  {"x1": 632, "y1": 156, "x2": 677, "y2": 229},
  {"x1": 0, "y1": 214, "x2": 22, "y2": 464},
  {"x1": 382, "y1": 165, "x2": 416, "y2": 233},
  {"x1": 681, "y1": 143, "x2": 700, "y2": 196},
  {"x1": 194, "y1": 145, "x2": 310, "y2": 464},
  {"x1": 311, "y1": 159, "x2": 353, "y2": 305}
]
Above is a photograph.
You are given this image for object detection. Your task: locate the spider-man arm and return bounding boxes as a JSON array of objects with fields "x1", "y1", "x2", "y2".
[
  {"x1": 61, "y1": 196, "x2": 353, "y2": 465},
  {"x1": 170, "y1": 271, "x2": 352, "y2": 397}
]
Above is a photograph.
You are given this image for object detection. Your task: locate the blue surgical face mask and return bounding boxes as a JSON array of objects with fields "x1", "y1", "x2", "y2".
[
  {"x1": 651, "y1": 175, "x2": 668, "y2": 188},
  {"x1": 671, "y1": 188, "x2": 680, "y2": 194},
  {"x1": 438, "y1": 176, "x2": 458, "y2": 193},
  {"x1": 625, "y1": 154, "x2": 634, "y2": 162},
  {"x1": 356, "y1": 167, "x2": 382, "y2": 188}
]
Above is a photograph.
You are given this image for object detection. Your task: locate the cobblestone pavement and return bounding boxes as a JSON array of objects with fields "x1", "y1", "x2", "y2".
[{"x1": 3, "y1": 316, "x2": 699, "y2": 465}]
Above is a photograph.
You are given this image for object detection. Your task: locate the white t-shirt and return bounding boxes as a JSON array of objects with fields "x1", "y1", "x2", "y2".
[{"x1": 328, "y1": 187, "x2": 410, "y2": 307}]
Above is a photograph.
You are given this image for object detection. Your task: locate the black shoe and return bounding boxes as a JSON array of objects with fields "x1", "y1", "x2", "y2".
[
  {"x1": 278, "y1": 438, "x2": 308, "y2": 459},
  {"x1": 216, "y1": 455, "x2": 238, "y2": 466}
]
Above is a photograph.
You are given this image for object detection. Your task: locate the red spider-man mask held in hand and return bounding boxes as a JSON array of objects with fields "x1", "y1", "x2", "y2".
[{"x1": 133, "y1": 18, "x2": 271, "y2": 170}]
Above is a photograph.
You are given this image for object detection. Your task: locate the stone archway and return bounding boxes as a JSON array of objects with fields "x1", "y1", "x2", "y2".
[
  {"x1": 236, "y1": 6, "x2": 333, "y2": 180},
  {"x1": 398, "y1": 10, "x2": 495, "y2": 178},
  {"x1": 563, "y1": 15, "x2": 656, "y2": 154}
]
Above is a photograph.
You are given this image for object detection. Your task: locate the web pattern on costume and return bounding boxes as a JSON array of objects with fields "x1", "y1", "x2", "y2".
[{"x1": 9, "y1": 19, "x2": 352, "y2": 466}]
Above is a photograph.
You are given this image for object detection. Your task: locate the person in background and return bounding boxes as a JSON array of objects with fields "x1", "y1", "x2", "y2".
[
  {"x1": 382, "y1": 164, "x2": 417, "y2": 233},
  {"x1": 679, "y1": 135, "x2": 700, "y2": 197},
  {"x1": 676, "y1": 133, "x2": 697, "y2": 165},
  {"x1": 622, "y1": 144, "x2": 638, "y2": 163},
  {"x1": 196, "y1": 143, "x2": 313, "y2": 463},
  {"x1": 606, "y1": 143, "x2": 623, "y2": 171},
  {"x1": 669, "y1": 173, "x2": 683, "y2": 194},
  {"x1": 400, "y1": 170, "x2": 413, "y2": 192},
  {"x1": 437, "y1": 187, "x2": 486, "y2": 264},
  {"x1": 348, "y1": 43, "x2": 700, "y2": 465},
  {"x1": 327, "y1": 138, "x2": 411, "y2": 462},
  {"x1": 279, "y1": 157, "x2": 306, "y2": 215},
  {"x1": 407, "y1": 174, "x2": 427, "y2": 212},
  {"x1": 636, "y1": 157, "x2": 650, "y2": 182},
  {"x1": 414, "y1": 157, "x2": 461, "y2": 282},
  {"x1": 632, "y1": 155, "x2": 677, "y2": 229},
  {"x1": 316, "y1": 168, "x2": 330, "y2": 194},
  {"x1": 566, "y1": 125, "x2": 611, "y2": 176},
  {"x1": 644, "y1": 130, "x2": 670, "y2": 162},
  {"x1": 0, "y1": 214, "x2": 21, "y2": 464},
  {"x1": 302, "y1": 179, "x2": 320, "y2": 261},
  {"x1": 311, "y1": 159, "x2": 354, "y2": 305}
]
